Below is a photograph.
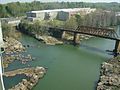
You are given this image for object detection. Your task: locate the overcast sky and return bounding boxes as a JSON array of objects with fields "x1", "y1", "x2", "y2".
[{"x1": 0, "y1": 0, "x2": 120, "y2": 4}]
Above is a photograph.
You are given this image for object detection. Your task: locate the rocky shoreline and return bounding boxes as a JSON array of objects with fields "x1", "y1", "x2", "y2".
[
  {"x1": 2, "y1": 37, "x2": 47, "y2": 90},
  {"x1": 2, "y1": 37, "x2": 35, "y2": 68},
  {"x1": 3, "y1": 37, "x2": 25, "y2": 68},
  {"x1": 35, "y1": 33, "x2": 92, "y2": 45},
  {"x1": 18, "y1": 25, "x2": 92, "y2": 46},
  {"x1": 35, "y1": 34, "x2": 63, "y2": 45},
  {"x1": 97, "y1": 56, "x2": 120, "y2": 90},
  {"x1": 3, "y1": 66, "x2": 46, "y2": 90}
]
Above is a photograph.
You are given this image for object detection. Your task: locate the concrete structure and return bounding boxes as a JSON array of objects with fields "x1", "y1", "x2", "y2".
[
  {"x1": 116, "y1": 12, "x2": 120, "y2": 17},
  {"x1": 27, "y1": 11, "x2": 45, "y2": 21},
  {"x1": 115, "y1": 12, "x2": 120, "y2": 25},
  {"x1": 0, "y1": 22, "x2": 3, "y2": 46},
  {"x1": 27, "y1": 9, "x2": 61, "y2": 21},
  {"x1": 26, "y1": 8, "x2": 96, "y2": 21},
  {"x1": 57, "y1": 11, "x2": 70, "y2": 21},
  {"x1": 0, "y1": 18, "x2": 20, "y2": 26},
  {"x1": 57, "y1": 9, "x2": 80, "y2": 21},
  {"x1": 7, "y1": 19, "x2": 20, "y2": 26},
  {"x1": 0, "y1": 21, "x2": 5, "y2": 90},
  {"x1": 44, "y1": 10, "x2": 59, "y2": 20},
  {"x1": 58, "y1": 8, "x2": 96, "y2": 21}
]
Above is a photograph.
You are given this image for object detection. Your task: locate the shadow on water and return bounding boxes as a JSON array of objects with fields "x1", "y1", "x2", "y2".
[{"x1": 80, "y1": 44, "x2": 114, "y2": 56}]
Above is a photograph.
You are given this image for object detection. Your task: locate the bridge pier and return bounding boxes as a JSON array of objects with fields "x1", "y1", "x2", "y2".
[
  {"x1": 73, "y1": 33, "x2": 80, "y2": 46},
  {"x1": 113, "y1": 40, "x2": 120, "y2": 57},
  {"x1": 61, "y1": 31, "x2": 66, "y2": 39}
]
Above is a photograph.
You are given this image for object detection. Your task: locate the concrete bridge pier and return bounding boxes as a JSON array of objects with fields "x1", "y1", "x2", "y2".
[
  {"x1": 73, "y1": 32, "x2": 80, "y2": 46},
  {"x1": 113, "y1": 40, "x2": 120, "y2": 57},
  {"x1": 61, "y1": 31, "x2": 66, "y2": 39}
]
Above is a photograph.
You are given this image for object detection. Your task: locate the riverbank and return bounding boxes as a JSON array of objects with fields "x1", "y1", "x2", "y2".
[
  {"x1": 34, "y1": 33, "x2": 92, "y2": 45},
  {"x1": 18, "y1": 22, "x2": 93, "y2": 45},
  {"x1": 97, "y1": 56, "x2": 120, "y2": 90},
  {"x1": 35, "y1": 34, "x2": 63, "y2": 45},
  {"x1": 3, "y1": 66, "x2": 46, "y2": 90}
]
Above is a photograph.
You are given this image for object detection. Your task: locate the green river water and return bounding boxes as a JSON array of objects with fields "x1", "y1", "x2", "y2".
[{"x1": 3, "y1": 26, "x2": 119, "y2": 90}]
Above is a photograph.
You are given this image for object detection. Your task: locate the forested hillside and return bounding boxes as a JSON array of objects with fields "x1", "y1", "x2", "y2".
[{"x1": 0, "y1": 1, "x2": 120, "y2": 18}]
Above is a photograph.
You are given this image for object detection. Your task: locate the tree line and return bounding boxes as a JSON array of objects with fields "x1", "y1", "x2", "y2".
[{"x1": 0, "y1": 1, "x2": 120, "y2": 18}]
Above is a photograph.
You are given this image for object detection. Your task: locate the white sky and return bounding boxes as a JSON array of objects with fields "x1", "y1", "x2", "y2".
[{"x1": 0, "y1": 0, "x2": 120, "y2": 4}]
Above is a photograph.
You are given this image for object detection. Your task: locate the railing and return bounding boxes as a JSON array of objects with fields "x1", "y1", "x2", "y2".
[{"x1": 0, "y1": 50, "x2": 5, "y2": 90}]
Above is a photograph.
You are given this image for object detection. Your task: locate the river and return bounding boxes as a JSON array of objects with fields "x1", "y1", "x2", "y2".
[{"x1": 3, "y1": 26, "x2": 119, "y2": 90}]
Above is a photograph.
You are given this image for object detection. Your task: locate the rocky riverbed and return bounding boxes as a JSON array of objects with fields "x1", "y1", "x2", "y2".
[
  {"x1": 3, "y1": 66, "x2": 46, "y2": 90},
  {"x1": 2, "y1": 37, "x2": 34, "y2": 68},
  {"x1": 97, "y1": 56, "x2": 120, "y2": 90},
  {"x1": 3, "y1": 37, "x2": 25, "y2": 53},
  {"x1": 35, "y1": 34, "x2": 63, "y2": 45}
]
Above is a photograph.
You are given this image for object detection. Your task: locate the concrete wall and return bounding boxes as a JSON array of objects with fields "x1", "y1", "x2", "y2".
[
  {"x1": 44, "y1": 11, "x2": 58, "y2": 20},
  {"x1": 0, "y1": 21, "x2": 5, "y2": 90},
  {"x1": 27, "y1": 12, "x2": 45, "y2": 21},
  {"x1": 0, "y1": 22, "x2": 3, "y2": 45},
  {"x1": 26, "y1": 13, "x2": 36, "y2": 17},
  {"x1": 57, "y1": 11, "x2": 69, "y2": 21},
  {"x1": 27, "y1": 11, "x2": 58, "y2": 21},
  {"x1": 36, "y1": 12, "x2": 45, "y2": 19},
  {"x1": 49, "y1": 11, "x2": 58, "y2": 20},
  {"x1": 7, "y1": 20, "x2": 21, "y2": 26}
]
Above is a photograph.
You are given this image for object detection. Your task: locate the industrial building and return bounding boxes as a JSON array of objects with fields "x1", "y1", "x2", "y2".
[
  {"x1": 58, "y1": 8, "x2": 96, "y2": 21},
  {"x1": 116, "y1": 12, "x2": 120, "y2": 17},
  {"x1": 26, "y1": 8, "x2": 96, "y2": 21},
  {"x1": 26, "y1": 9, "x2": 61, "y2": 21},
  {"x1": 26, "y1": 11, "x2": 45, "y2": 21}
]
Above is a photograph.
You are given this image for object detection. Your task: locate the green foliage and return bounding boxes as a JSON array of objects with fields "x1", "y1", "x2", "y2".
[
  {"x1": 75, "y1": 14, "x2": 83, "y2": 26},
  {"x1": 19, "y1": 21, "x2": 49, "y2": 36},
  {"x1": 0, "y1": 2, "x2": 120, "y2": 18},
  {"x1": 47, "y1": 20, "x2": 64, "y2": 27},
  {"x1": 2, "y1": 23, "x2": 20, "y2": 38},
  {"x1": 19, "y1": 17, "x2": 78, "y2": 36},
  {"x1": 64, "y1": 16, "x2": 78, "y2": 29},
  {"x1": 82, "y1": 10, "x2": 117, "y2": 27}
]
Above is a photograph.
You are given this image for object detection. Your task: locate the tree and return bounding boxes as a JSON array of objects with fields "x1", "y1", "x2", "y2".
[
  {"x1": 75, "y1": 14, "x2": 83, "y2": 26},
  {"x1": 2, "y1": 23, "x2": 20, "y2": 38},
  {"x1": 64, "y1": 16, "x2": 78, "y2": 29},
  {"x1": 47, "y1": 20, "x2": 64, "y2": 27}
]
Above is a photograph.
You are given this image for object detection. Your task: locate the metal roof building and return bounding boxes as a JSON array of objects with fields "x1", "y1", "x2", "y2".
[{"x1": 26, "y1": 8, "x2": 96, "y2": 21}]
